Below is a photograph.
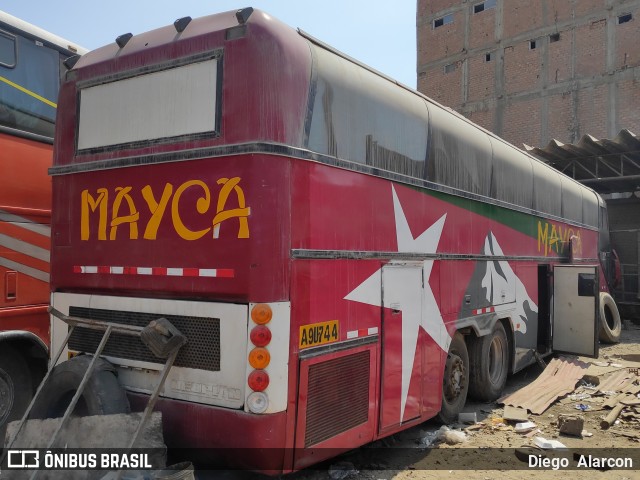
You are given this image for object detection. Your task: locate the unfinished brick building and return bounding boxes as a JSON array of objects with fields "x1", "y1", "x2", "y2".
[
  {"x1": 417, "y1": 0, "x2": 640, "y2": 317},
  {"x1": 417, "y1": 0, "x2": 640, "y2": 148}
]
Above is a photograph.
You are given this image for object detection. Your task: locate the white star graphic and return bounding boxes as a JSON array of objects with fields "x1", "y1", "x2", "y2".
[{"x1": 344, "y1": 185, "x2": 451, "y2": 422}]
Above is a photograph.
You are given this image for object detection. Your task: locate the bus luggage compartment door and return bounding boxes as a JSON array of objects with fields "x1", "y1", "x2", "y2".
[{"x1": 552, "y1": 265, "x2": 599, "y2": 358}]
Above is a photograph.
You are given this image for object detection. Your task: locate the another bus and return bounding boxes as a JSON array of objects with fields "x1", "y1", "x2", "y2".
[
  {"x1": 0, "y1": 10, "x2": 85, "y2": 432},
  {"x1": 47, "y1": 9, "x2": 619, "y2": 472}
]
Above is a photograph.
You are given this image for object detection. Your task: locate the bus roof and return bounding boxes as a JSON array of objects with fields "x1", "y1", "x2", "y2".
[{"x1": 0, "y1": 10, "x2": 87, "y2": 55}]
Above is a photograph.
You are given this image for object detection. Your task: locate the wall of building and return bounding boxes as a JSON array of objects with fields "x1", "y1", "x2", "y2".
[{"x1": 417, "y1": 0, "x2": 640, "y2": 148}]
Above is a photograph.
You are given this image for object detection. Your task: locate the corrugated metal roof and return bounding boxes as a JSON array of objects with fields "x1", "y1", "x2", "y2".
[
  {"x1": 595, "y1": 369, "x2": 638, "y2": 393},
  {"x1": 525, "y1": 129, "x2": 640, "y2": 194},
  {"x1": 499, "y1": 357, "x2": 589, "y2": 414}
]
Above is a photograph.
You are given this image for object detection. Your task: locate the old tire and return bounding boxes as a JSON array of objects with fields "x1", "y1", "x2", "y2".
[
  {"x1": 436, "y1": 332, "x2": 469, "y2": 424},
  {"x1": 599, "y1": 292, "x2": 621, "y2": 344},
  {"x1": 31, "y1": 355, "x2": 130, "y2": 419},
  {"x1": 468, "y1": 322, "x2": 509, "y2": 402},
  {"x1": 0, "y1": 345, "x2": 33, "y2": 428}
]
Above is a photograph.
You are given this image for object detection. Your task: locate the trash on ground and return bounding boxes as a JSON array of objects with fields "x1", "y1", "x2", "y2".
[
  {"x1": 575, "y1": 403, "x2": 590, "y2": 411},
  {"x1": 328, "y1": 461, "x2": 359, "y2": 480},
  {"x1": 514, "y1": 421, "x2": 536, "y2": 433},
  {"x1": 458, "y1": 412, "x2": 478, "y2": 424},
  {"x1": 557, "y1": 414, "x2": 584, "y2": 436},
  {"x1": 533, "y1": 436, "x2": 568, "y2": 449},
  {"x1": 436, "y1": 426, "x2": 467, "y2": 445},
  {"x1": 490, "y1": 417, "x2": 506, "y2": 426},
  {"x1": 601, "y1": 403, "x2": 625, "y2": 429},
  {"x1": 581, "y1": 430, "x2": 593, "y2": 437},
  {"x1": 568, "y1": 393, "x2": 592, "y2": 401},
  {"x1": 464, "y1": 423, "x2": 485, "y2": 431},
  {"x1": 417, "y1": 431, "x2": 438, "y2": 447},
  {"x1": 503, "y1": 405, "x2": 529, "y2": 422},
  {"x1": 525, "y1": 428, "x2": 542, "y2": 438}
]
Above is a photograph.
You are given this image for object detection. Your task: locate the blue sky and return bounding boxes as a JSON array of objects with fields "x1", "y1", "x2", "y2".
[{"x1": 1, "y1": 1, "x2": 417, "y2": 88}]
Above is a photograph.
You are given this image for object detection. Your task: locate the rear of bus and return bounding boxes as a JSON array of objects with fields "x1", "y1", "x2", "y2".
[{"x1": 50, "y1": 10, "x2": 311, "y2": 470}]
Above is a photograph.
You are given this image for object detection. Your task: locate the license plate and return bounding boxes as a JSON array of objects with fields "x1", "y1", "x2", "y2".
[{"x1": 299, "y1": 320, "x2": 339, "y2": 349}]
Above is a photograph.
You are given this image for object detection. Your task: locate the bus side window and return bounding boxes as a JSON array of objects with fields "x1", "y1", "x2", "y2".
[
  {"x1": 307, "y1": 45, "x2": 429, "y2": 179},
  {"x1": 532, "y1": 160, "x2": 562, "y2": 218},
  {"x1": 426, "y1": 106, "x2": 493, "y2": 196},
  {"x1": 489, "y1": 138, "x2": 533, "y2": 209},
  {"x1": 560, "y1": 177, "x2": 583, "y2": 225}
]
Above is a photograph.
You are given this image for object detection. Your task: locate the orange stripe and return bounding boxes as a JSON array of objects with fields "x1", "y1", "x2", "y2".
[{"x1": 0, "y1": 222, "x2": 50, "y2": 250}]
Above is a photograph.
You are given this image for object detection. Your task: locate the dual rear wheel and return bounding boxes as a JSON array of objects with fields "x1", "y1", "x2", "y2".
[{"x1": 438, "y1": 322, "x2": 509, "y2": 424}]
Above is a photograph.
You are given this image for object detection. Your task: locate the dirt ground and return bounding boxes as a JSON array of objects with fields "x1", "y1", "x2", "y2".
[{"x1": 275, "y1": 320, "x2": 640, "y2": 480}]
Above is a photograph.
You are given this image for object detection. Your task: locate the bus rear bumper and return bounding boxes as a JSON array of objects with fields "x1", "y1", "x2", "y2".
[{"x1": 128, "y1": 392, "x2": 289, "y2": 473}]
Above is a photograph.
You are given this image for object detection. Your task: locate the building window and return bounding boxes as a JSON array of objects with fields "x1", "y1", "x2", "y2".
[
  {"x1": 433, "y1": 13, "x2": 454, "y2": 28},
  {"x1": 474, "y1": 0, "x2": 497, "y2": 14},
  {"x1": 529, "y1": 39, "x2": 537, "y2": 50},
  {"x1": 617, "y1": 13, "x2": 632, "y2": 24},
  {"x1": 549, "y1": 33, "x2": 560, "y2": 43},
  {"x1": 485, "y1": 52, "x2": 493, "y2": 62},
  {"x1": 444, "y1": 63, "x2": 457, "y2": 73}
]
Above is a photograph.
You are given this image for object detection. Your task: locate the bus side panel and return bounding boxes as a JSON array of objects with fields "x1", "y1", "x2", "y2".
[{"x1": 0, "y1": 133, "x2": 50, "y2": 343}]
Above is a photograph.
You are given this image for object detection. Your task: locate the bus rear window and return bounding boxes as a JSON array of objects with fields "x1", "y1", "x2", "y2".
[{"x1": 77, "y1": 58, "x2": 220, "y2": 151}]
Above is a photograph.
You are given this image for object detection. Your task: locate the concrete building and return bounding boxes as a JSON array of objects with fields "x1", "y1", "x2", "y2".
[{"x1": 417, "y1": 0, "x2": 640, "y2": 148}]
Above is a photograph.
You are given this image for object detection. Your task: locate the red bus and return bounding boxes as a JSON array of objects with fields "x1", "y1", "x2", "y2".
[
  {"x1": 0, "y1": 10, "x2": 84, "y2": 432},
  {"x1": 47, "y1": 8, "x2": 619, "y2": 472}
]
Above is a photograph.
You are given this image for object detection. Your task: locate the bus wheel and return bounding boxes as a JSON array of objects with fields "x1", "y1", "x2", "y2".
[
  {"x1": 0, "y1": 345, "x2": 33, "y2": 428},
  {"x1": 468, "y1": 322, "x2": 509, "y2": 401},
  {"x1": 31, "y1": 355, "x2": 130, "y2": 419},
  {"x1": 437, "y1": 332, "x2": 469, "y2": 424},
  {"x1": 599, "y1": 292, "x2": 621, "y2": 344}
]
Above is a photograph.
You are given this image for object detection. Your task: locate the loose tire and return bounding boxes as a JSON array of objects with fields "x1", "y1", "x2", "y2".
[
  {"x1": 437, "y1": 332, "x2": 469, "y2": 424},
  {"x1": 599, "y1": 292, "x2": 621, "y2": 344},
  {"x1": 468, "y1": 322, "x2": 509, "y2": 401},
  {"x1": 0, "y1": 345, "x2": 33, "y2": 429},
  {"x1": 31, "y1": 355, "x2": 130, "y2": 419}
]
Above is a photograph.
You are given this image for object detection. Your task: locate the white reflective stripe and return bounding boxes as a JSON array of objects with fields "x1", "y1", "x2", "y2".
[
  {"x1": 74, "y1": 266, "x2": 233, "y2": 278},
  {"x1": 0, "y1": 257, "x2": 49, "y2": 282},
  {"x1": 347, "y1": 328, "x2": 378, "y2": 339},
  {"x1": 0, "y1": 209, "x2": 51, "y2": 237},
  {"x1": 0, "y1": 234, "x2": 50, "y2": 262}
]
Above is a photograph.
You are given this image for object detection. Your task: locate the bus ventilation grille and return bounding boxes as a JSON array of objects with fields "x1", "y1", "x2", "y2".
[
  {"x1": 304, "y1": 350, "x2": 370, "y2": 447},
  {"x1": 68, "y1": 307, "x2": 220, "y2": 371}
]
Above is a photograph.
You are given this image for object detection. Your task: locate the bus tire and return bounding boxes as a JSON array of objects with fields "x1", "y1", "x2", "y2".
[
  {"x1": 436, "y1": 332, "x2": 469, "y2": 424},
  {"x1": 599, "y1": 292, "x2": 621, "y2": 344},
  {"x1": 0, "y1": 345, "x2": 33, "y2": 428},
  {"x1": 31, "y1": 355, "x2": 130, "y2": 419},
  {"x1": 467, "y1": 322, "x2": 509, "y2": 401}
]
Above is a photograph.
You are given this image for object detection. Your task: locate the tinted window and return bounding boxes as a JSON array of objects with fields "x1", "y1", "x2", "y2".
[
  {"x1": 308, "y1": 45, "x2": 429, "y2": 178},
  {"x1": 427, "y1": 106, "x2": 493, "y2": 196},
  {"x1": 531, "y1": 159, "x2": 562, "y2": 217},
  {"x1": 560, "y1": 177, "x2": 583, "y2": 224},
  {"x1": 0, "y1": 35, "x2": 59, "y2": 137},
  {"x1": 490, "y1": 139, "x2": 534, "y2": 208}
]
